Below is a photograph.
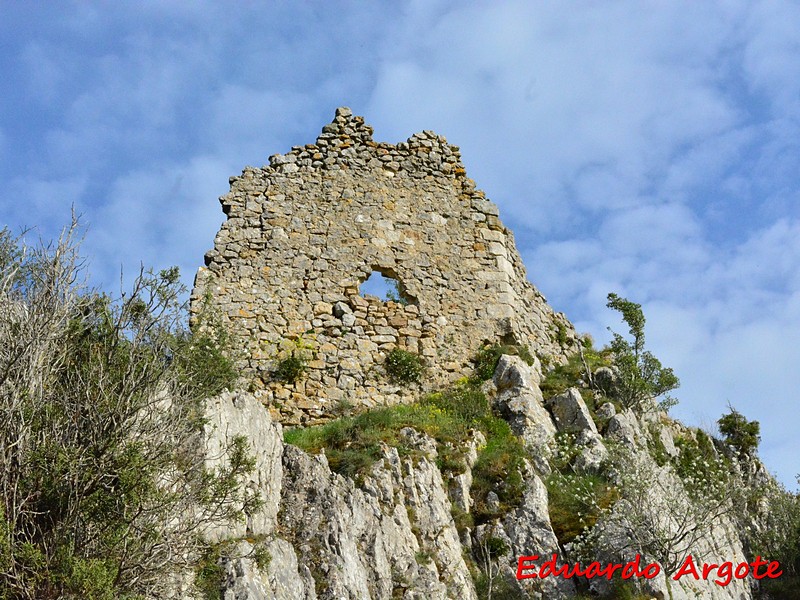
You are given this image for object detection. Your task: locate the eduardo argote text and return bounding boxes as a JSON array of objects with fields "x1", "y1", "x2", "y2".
[{"x1": 516, "y1": 553, "x2": 782, "y2": 587}]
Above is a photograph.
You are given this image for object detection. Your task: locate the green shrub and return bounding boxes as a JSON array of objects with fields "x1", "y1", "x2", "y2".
[
  {"x1": 472, "y1": 342, "x2": 534, "y2": 382},
  {"x1": 275, "y1": 353, "x2": 307, "y2": 383},
  {"x1": 273, "y1": 335, "x2": 316, "y2": 384},
  {"x1": 284, "y1": 392, "x2": 475, "y2": 479},
  {"x1": 553, "y1": 321, "x2": 570, "y2": 346},
  {"x1": 180, "y1": 285, "x2": 240, "y2": 397},
  {"x1": 0, "y1": 225, "x2": 254, "y2": 599},
  {"x1": 717, "y1": 407, "x2": 760, "y2": 456},
  {"x1": 422, "y1": 382, "x2": 490, "y2": 422},
  {"x1": 385, "y1": 348, "x2": 425, "y2": 384},
  {"x1": 195, "y1": 541, "x2": 233, "y2": 600},
  {"x1": 672, "y1": 429, "x2": 729, "y2": 492}
]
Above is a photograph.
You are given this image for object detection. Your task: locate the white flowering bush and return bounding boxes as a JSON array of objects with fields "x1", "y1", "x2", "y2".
[
  {"x1": 546, "y1": 433, "x2": 618, "y2": 545},
  {"x1": 569, "y1": 443, "x2": 741, "y2": 575}
]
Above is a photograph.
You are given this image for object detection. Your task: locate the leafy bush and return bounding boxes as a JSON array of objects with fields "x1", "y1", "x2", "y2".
[
  {"x1": 472, "y1": 342, "x2": 534, "y2": 382},
  {"x1": 275, "y1": 354, "x2": 307, "y2": 383},
  {"x1": 385, "y1": 348, "x2": 425, "y2": 384},
  {"x1": 0, "y1": 224, "x2": 254, "y2": 599},
  {"x1": 717, "y1": 406, "x2": 760, "y2": 457},
  {"x1": 273, "y1": 335, "x2": 315, "y2": 383}
]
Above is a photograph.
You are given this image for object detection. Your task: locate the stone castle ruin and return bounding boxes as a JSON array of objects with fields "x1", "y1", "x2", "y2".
[{"x1": 192, "y1": 107, "x2": 577, "y2": 425}]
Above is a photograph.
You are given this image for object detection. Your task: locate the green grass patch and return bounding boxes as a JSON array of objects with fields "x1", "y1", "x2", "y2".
[
  {"x1": 539, "y1": 349, "x2": 610, "y2": 399},
  {"x1": 285, "y1": 380, "x2": 529, "y2": 516},
  {"x1": 470, "y1": 418, "x2": 527, "y2": 522}
]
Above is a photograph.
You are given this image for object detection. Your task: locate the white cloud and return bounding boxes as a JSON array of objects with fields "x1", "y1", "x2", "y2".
[
  {"x1": 365, "y1": 2, "x2": 800, "y2": 485},
  {"x1": 3, "y1": 1, "x2": 800, "y2": 486}
]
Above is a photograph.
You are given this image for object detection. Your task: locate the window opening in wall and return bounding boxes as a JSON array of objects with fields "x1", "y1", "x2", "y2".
[{"x1": 359, "y1": 271, "x2": 412, "y2": 305}]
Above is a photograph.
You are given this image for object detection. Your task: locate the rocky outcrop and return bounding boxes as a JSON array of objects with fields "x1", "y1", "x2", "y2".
[
  {"x1": 546, "y1": 387, "x2": 596, "y2": 434},
  {"x1": 196, "y1": 381, "x2": 756, "y2": 600},
  {"x1": 491, "y1": 355, "x2": 555, "y2": 457},
  {"x1": 199, "y1": 391, "x2": 477, "y2": 599}
]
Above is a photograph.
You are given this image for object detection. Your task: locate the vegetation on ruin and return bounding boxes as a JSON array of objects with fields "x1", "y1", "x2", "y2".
[
  {"x1": 273, "y1": 335, "x2": 316, "y2": 384},
  {"x1": 384, "y1": 347, "x2": 425, "y2": 384},
  {"x1": 471, "y1": 342, "x2": 534, "y2": 382}
]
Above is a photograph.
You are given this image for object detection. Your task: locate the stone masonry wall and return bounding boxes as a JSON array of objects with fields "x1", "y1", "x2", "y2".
[{"x1": 192, "y1": 108, "x2": 578, "y2": 425}]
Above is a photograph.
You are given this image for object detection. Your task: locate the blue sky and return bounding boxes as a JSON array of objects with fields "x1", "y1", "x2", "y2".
[{"x1": 2, "y1": 1, "x2": 798, "y2": 487}]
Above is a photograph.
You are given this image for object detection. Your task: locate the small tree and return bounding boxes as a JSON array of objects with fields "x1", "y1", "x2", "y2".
[
  {"x1": 717, "y1": 406, "x2": 760, "y2": 457},
  {"x1": 474, "y1": 532, "x2": 510, "y2": 600},
  {"x1": 605, "y1": 293, "x2": 679, "y2": 412}
]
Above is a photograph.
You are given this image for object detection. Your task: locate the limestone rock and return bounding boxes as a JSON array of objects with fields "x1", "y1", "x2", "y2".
[
  {"x1": 203, "y1": 390, "x2": 283, "y2": 542},
  {"x1": 595, "y1": 400, "x2": 617, "y2": 420},
  {"x1": 277, "y1": 440, "x2": 477, "y2": 600},
  {"x1": 546, "y1": 387, "x2": 597, "y2": 434},
  {"x1": 605, "y1": 410, "x2": 644, "y2": 448},
  {"x1": 573, "y1": 429, "x2": 608, "y2": 474},
  {"x1": 658, "y1": 423, "x2": 679, "y2": 458},
  {"x1": 500, "y1": 466, "x2": 576, "y2": 598},
  {"x1": 491, "y1": 355, "x2": 556, "y2": 457}
]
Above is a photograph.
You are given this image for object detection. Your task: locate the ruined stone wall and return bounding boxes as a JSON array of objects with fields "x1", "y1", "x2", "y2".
[{"x1": 192, "y1": 108, "x2": 577, "y2": 425}]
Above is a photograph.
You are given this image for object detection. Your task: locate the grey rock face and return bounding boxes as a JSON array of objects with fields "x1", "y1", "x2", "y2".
[
  {"x1": 605, "y1": 410, "x2": 644, "y2": 448},
  {"x1": 197, "y1": 389, "x2": 755, "y2": 600},
  {"x1": 588, "y1": 452, "x2": 751, "y2": 600},
  {"x1": 595, "y1": 401, "x2": 616, "y2": 420},
  {"x1": 500, "y1": 466, "x2": 576, "y2": 598},
  {"x1": 573, "y1": 429, "x2": 608, "y2": 474},
  {"x1": 492, "y1": 355, "x2": 556, "y2": 456},
  {"x1": 203, "y1": 392, "x2": 477, "y2": 599},
  {"x1": 279, "y1": 442, "x2": 476, "y2": 600},
  {"x1": 546, "y1": 387, "x2": 597, "y2": 434},
  {"x1": 658, "y1": 423, "x2": 679, "y2": 458},
  {"x1": 204, "y1": 390, "x2": 283, "y2": 542}
]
